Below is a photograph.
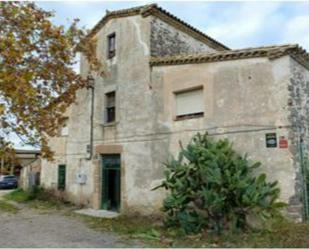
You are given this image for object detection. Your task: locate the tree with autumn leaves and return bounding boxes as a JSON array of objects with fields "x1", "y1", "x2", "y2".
[{"x1": 0, "y1": 2, "x2": 102, "y2": 160}]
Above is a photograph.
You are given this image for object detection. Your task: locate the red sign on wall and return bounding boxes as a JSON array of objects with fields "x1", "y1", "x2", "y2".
[{"x1": 279, "y1": 136, "x2": 288, "y2": 148}]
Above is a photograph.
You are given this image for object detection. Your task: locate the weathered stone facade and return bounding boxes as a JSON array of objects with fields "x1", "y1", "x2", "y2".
[
  {"x1": 40, "y1": 4, "x2": 309, "y2": 219},
  {"x1": 150, "y1": 17, "x2": 215, "y2": 56},
  {"x1": 287, "y1": 59, "x2": 309, "y2": 220}
]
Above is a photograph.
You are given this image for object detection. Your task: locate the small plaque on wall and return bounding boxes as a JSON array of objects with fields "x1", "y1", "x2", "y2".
[
  {"x1": 279, "y1": 136, "x2": 288, "y2": 148},
  {"x1": 265, "y1": 133, "x2": 277, "y2": 148}
]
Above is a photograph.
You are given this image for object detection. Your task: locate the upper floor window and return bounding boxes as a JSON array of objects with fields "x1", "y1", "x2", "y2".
[
  {"x1": 107, "y1": 33, "x2": 116, "y2": 59},
  {"x1": 175, "y1": 88, "x2": 204, "y2": 120},
  {"x1": 105, "y1": 91, "x2": 116, "y2": 123}
]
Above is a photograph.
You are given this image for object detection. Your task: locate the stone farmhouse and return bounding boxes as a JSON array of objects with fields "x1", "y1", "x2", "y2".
[{"x1": 40, "y1": 4, "x2": 309, "y2": 220}]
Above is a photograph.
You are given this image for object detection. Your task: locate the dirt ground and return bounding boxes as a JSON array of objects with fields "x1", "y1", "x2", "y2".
[
  {"x1": 0, "y1": 190, "x2": 141, "y2": 248},
  {"x1": 0, "y1": 189, "x2": 13, "y2": 199}
]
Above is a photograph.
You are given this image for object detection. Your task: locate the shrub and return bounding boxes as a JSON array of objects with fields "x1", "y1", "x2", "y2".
[{"x1": 154, "y1": 133, "x2": 285, "y2": 234}]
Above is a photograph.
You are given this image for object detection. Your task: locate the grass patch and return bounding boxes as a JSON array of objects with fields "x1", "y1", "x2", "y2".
[
  {"x1": 5, "y1": 189, "x2": 309, "y2": 247},
  {"x1": 4, "y1": 187, "x2": 72, "y2": 210},
  {"x1": 71, "y1": 213, "x2": 309, "y2": 248},
  {"x1": 0, "y1": 200, "x2": 19, "y2": 214},
  {"x1": 27, "y1": 199, "x2": 67, "y2": 210},
  {"x1": 4, "y1": 188, "x2": 32, "y2": 202},
  {"x1": 71, "y1": 213, "x2": 222, "y2": 247}
]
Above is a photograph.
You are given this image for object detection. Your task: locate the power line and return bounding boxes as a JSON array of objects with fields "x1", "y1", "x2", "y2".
[
  {"x1": 52, "y1": 124, "x2": 292, "y2": 157},
  {"x1": 65, "y1": 124, "x2": 291, "y2": 144}
]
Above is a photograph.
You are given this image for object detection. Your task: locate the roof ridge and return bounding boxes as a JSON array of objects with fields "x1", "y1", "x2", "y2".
[
  {"x1": 140, "y1": 4, "x2": 228, "y2": 50},
  {"x1": 150, "y1": 43, "x2": 308, "y2": 69},
  {"x1": 86, "y1": 3, "x2": 228, "y2": 51},
  {"x1": 151, "y1": 44, "x2": 301, "y2": 59},
  {"x1": 105, "y1": 3, "x2": 156, "y2": 16}
]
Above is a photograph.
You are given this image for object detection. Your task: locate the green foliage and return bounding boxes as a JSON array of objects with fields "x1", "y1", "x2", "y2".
[
  {"x1": 4, "y1": 188, "x2": 32, "y2": 202},
  {"x1": 154, "y1": 133, "x2": 285, "y2": 234},
  {"x1": 0, "y1": 200, "x2": 19, "y2": 213},
  {"x1": 4, "y1": 187, "x2": 71, "y2": 209},
  {"x1": 4, "y1": 187, "x2": 45, "y2": 202}
]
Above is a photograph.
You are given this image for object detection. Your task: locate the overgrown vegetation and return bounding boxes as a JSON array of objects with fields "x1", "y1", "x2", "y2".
[
  {"x1": 154, "y1": 133, "x2": 285, "y2": 234},
  {"x1": 0, "y1": 200, "x2": 19, "y2": 213},
  {"x1": 73, "y1": 213, "x2": 309, "y2": 248},
  {"x1": 4, "y1": 187, "x2": 72, "y2": 209}
]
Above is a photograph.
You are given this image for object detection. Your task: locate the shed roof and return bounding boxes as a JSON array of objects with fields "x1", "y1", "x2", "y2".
[
  {"x1": 149, "y1": 44, "x2": 309, "y2": 69},
  {"x1": 86, "y1": 3, "x2": 228, "y2": 51}
]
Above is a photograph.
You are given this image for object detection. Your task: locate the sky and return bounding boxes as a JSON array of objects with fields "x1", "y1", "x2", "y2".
[
  {"x1": 35, "y1": 1, "x2": 309, "y2": 50},
  {"x1": 12, "y1": 0, "x2": 309, "y2": 149}
]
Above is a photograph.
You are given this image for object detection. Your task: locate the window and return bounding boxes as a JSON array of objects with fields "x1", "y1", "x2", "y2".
[
  {"x1": 105, "y1": 91, "x2": 116, "y2": 123},
  {"x1": 58, "y1": 165, "x2": 66, "y2": 190},
  {"x1": 107, "y1": 33, "x2": 116, "y2": 58},
  {"x1": 175, "y1": 88, "x2": 204, "y2": 120}
]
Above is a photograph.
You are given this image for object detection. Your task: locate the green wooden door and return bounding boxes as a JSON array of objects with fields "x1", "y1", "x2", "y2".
[
  {"x1": 58, "y1": 165, "x2": 66, "y2": 190},
  {"x1": 101, "y1": 155, "x2": 121, "y2": 211}
]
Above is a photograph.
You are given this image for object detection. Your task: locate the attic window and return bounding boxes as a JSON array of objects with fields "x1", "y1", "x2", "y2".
[{"x1": 107, "y1": 33, "x2": 116, "y2": 59}]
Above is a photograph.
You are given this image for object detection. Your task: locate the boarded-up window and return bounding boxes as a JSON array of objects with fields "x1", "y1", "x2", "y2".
[
  {"x1": 105, "y1": 91, "x2": 116, "y2": 123},
  {"x1": 107, "y1": 33, "x2": 116, "y2": 59},
  {"x1": 175, "y1": 88, "x2": 204, "y2": 120}
]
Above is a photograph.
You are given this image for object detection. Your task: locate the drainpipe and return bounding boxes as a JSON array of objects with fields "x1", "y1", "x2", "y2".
[
  {"x1": 298, "y1": 126, "x2": 309, "y2": 220},
  {"x1": 86, "y1": 75, "x2": 95, "y2": 161}
]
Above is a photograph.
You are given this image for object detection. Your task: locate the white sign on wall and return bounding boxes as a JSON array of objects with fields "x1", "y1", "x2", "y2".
[{"x1": 76, "y1": 173, "x2": 87, "y2": 185}]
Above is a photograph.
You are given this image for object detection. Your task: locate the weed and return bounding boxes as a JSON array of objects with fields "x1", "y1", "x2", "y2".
[
  {"x1": 0, "y1": 200, "x2": 19, "y2": 213},
  {"x1": 4, "y1": 187, "x2": 72, "y2": 210},
  {"x1": 4, "y1": 188, "x2": 31, "y2": 202},
  {"x1": 71, "y1": 212, "x2": 309, "y2": 248}
]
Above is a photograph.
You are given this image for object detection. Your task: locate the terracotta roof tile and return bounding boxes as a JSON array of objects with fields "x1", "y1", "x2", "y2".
[{"x1": 149, "y1": 44, "x2": 309, "y2": 69}]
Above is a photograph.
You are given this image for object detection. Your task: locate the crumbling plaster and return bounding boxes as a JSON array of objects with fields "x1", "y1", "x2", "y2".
[
  {"x1": 287, "y1": 58, "x2": 309, "y2": 220},
  {"x1": 151, "y1": 56, "x2": 296, "y2": 208},
  {"x1": 40, "y1": 11, "x2": 307, "y2": 219}
]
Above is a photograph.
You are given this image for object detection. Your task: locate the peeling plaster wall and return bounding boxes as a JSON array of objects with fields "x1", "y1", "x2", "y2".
[
  {"x1": 151, "y1": 56, "x2": 301, "y2": 217},
  {"x1": 287, "y1": 58, "x2": 309, "y2": 220},
  {"x1": 41, "y1": 13, "x2": 306, "y2": 218},
  {"x1": 150, "y1": 17, "x2": 216, "y2": 57},
  {"x1": 41, "y1": 14, "x2": 167, "y2": 213}
]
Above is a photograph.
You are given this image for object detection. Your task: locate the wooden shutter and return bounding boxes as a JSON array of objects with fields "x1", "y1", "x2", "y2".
[{"x1": 175, "y1": 88, "x2": 204, "y2": 116}]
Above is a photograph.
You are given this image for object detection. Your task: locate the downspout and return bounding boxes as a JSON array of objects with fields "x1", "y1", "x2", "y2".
[
  {"x1": 86, "y1": 75, "x2": 95, "y2": 161},
  {"x1": 298, "y1": 129, "x2": 309, "y2": 220}
]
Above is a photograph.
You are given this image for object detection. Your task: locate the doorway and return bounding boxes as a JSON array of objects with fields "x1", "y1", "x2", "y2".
[{"x1": 101, "y1": 154, "x2": 121, "y2": 211}]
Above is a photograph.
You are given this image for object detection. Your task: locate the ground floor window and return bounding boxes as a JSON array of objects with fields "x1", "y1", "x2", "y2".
[{"x1": 58, "y1": 164, "x2": 66, "y2": 190}]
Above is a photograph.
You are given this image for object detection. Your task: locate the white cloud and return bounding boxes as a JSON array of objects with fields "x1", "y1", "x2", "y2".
[{"x1": 204, "y1": 2, "x2": 283, "y2": 48}]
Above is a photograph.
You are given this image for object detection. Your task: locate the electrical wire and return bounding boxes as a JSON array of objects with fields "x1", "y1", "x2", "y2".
[{"x1": 53, "y1": 124, "x2": 292, "y2": 157}]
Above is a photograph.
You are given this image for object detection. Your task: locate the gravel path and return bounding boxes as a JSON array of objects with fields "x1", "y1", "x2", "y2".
[{"x1": 0, "y1": 191, "x2": 141, "y2": 248}]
